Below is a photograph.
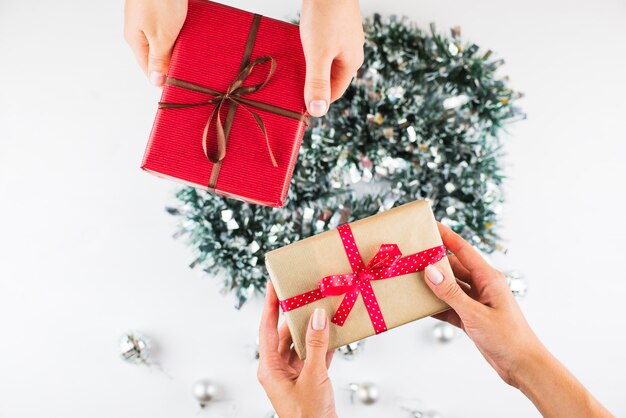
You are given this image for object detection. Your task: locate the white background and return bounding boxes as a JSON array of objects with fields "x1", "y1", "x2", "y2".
[{"x1": 1, "y1": 0, "x2": 625, "y2": 417}]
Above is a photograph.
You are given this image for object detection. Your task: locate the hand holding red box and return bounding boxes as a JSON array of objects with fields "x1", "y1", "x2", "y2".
[{"x1": 142, "y1": 0, "x2": 309, "y2": 207}]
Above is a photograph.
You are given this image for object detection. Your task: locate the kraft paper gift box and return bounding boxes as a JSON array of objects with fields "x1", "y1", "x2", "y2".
[
  {"x1": 142, "y1": 0, "x2": 308, "y2": 207},
  {"x1": 265, "y1": 200, "x2": 453, "y2": 359}
]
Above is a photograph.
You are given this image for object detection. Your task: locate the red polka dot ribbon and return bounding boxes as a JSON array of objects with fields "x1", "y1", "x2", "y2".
[{"x1": 278, "y1": 224, "x2": 447, "y2": 334}]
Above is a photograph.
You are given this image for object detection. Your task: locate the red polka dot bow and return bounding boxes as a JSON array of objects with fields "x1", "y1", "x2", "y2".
[{"x1": 278, "y1": 224, "x2": 447, "y2": 335}]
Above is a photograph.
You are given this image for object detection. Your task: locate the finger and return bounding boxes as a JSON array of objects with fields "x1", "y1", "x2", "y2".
[
  {"x1": 304, "y1": 55, "x2": 332, "y2": 117},
  {"x1": 431, "y1": 311, "x2": 464, "y2": 329},
  {"x1": 449, "y1": 259, "x2": 482, "y2": 300},
  {"x1": 437, "y1": 223, "x2": 492, "y2": 272},
  {"x1": 124, "y1": 29, "x2": 149, "y2": 75},
  {"x1": 288, "y1": 348, "x2": 304, "y2": 374},
  {"x1": 145, "y1": 36, "x2": 174, "y2": 86},
  {"x1": 258, "y1": 282, "x2": 280, "y2": 360},
  {"x1": 325, "y1": 350, "x2": 334, "y2": 369},
  {"x1": 448, "y1": 255, "x2": 472, "y2": 283},
  {"x1": 277, "y1": 322, "x2": 293, "y2": 360},
  {"x1": 302, "y1": 308, "x2": 330, "y2": 375},
  {"x1": 329, "y1": 59, "x2": 355, "y2": 103},
  {"x1": 456, "y1": 277, "x2": 472, "y2": 294},
  {"x1": 424, "y1": 264, "x2": 480, "y2": 316},
  {"x1": 457, "y1": 276, "x2": 482, "y2": 301}
]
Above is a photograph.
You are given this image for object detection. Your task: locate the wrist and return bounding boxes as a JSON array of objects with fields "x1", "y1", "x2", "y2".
[
  {"x1": 507, "y1": 343, "x2": 612, "y2": 417},
  {"x1": 299, "y1": 411, "x2": 337, "y2": 418},
  {"x1": 508, "y1": 342, "x2": 552, "y2": 391},
  {"x1": 294, "y1": 402, "x2": 337, "y2": 418}
]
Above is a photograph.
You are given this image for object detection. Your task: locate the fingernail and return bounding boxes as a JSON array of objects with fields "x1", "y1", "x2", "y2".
[
  {"x1": 309, "y1": 100, "x2": 328, "y2": 117},
  {"x1": 311, "y1": 308, "x2": 327, "y2": 330},
  {"x1": 149, "y1": 71, "x2": 165, "y2": 86},
  {"x1": 425, "y1": 265, "x2": 444, "y2": 285}
]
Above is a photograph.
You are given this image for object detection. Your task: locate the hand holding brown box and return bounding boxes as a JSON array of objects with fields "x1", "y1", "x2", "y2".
[{"x1": 265, "y1": 200, "x2": 453, "y2": 359}]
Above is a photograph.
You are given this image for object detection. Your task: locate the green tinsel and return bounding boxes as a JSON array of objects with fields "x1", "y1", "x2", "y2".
[{"x1": 167, "y1": 15, "x2": 524, "y2": 308}]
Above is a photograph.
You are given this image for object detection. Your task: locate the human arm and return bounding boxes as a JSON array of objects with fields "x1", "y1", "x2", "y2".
[
  {"x1": 257, "y1": 282, "x2": 338, "y2": 418},
  {"x1": 423, "y1": 223, "x2": 612, "y2": 417}
]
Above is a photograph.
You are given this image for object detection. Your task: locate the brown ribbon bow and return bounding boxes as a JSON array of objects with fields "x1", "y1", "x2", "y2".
[{"x1": 159, "y1": 55, "x2": 281, "y2": 167}]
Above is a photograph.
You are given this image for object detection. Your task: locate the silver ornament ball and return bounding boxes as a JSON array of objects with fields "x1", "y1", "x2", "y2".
[
  {"x1": 411, "y1": 410, "x2": 443, "y2": 418},
  {"x1": 337, "y1": 340, "x2": 365, "y2": 360},
  {"x1": 119, "y1": 331, "x2": 152, "y2": 365},
  {"x1": 432, "y1": 322, "x2": 456, "y2": 343},
  {"x1": 505, "y1": 270, "x2": 528, "y2": 299},
  {"x1": 350, "y1": 382, "x2": 380, "y2": 405},
  {"x1": 193, "y1": 379, "x2": 218, "y2": 408}
]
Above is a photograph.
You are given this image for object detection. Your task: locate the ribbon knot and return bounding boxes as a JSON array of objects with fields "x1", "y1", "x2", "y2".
[
  {"x1": 357, "y1": 271, "x2": 374, "y2": 283},
  {"x1": 159, "y1": 55, "x2": 279, "y2": 167},
  {"x1": 317, "y1": 231, "x2": 406, "y2": 333}
]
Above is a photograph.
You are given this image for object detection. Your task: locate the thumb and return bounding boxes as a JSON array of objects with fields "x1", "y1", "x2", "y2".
[
  {"x1": 302, "y1": 308, "x2": 330, "y2": 374},
  {"x1": 424, "y1": 264, "x2": 476, "y2": 316},
  {"x1": 146, "y1": 38, "x2": 173, "y2": 87},
  {"x1": 304, "y1": 59, "x2": 332, "y2": 117}
]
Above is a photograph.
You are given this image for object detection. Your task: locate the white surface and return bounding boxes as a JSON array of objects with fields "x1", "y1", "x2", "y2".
[{"x1": 1, "y1": 0, "x2": 625, "y2": 417}]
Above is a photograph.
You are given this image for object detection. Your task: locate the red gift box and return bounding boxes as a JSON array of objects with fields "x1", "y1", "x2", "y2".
[{"x1": 141, "y1": 0, "x2": 309, "y2": 207}]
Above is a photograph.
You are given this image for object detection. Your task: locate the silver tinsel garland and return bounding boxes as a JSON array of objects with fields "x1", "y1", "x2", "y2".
[{"x1": 168, "y1": 15, "x2": 524, "y2": 307}]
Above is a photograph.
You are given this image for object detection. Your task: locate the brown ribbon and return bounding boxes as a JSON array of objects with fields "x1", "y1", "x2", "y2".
[{"x1": 158, "y1": 14, "x2": 309, "y2": 190}]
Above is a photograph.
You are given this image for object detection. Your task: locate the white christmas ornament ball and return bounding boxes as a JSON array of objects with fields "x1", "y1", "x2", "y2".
[
  {"x1": 193, "y1": 379, "x2": 218, "y2": 407},
  {"x1": 356, "y1": 382, "x2": 380, "y2": 405},
  {"x1": 432, "y1": 322, "x2": 456, "y2": 343}
]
